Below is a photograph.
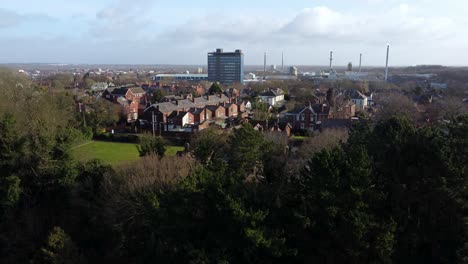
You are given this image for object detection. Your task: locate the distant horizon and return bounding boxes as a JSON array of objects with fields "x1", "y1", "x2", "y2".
[{"x1": 2, "y1": 62, "x2": 468, "y2": 69}]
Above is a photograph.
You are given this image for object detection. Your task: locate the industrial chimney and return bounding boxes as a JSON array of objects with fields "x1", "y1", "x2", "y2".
[
  {"x1": 385, "y1": 45, "x2": 390, "y2": 81},
  {"x1": 281, "y1": 52, "x2": 284, "y2": 72},
  {"x1": 329, "y1": 51, "x2": 333, "y2": 70},
  {"x1": 359, "y1": 53, "x2": 362, "y2": 73}
]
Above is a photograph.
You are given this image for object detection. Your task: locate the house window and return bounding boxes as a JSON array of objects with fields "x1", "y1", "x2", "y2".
[
  {"x1": 300, "y1": 123, "x2": 305, "y2": 129},
  {"x1": 310, "y1": 116, "x2": 314, "y2": 121},
  {"x1": 301, "y1": 114, "x2": 305, "y2": 121}
]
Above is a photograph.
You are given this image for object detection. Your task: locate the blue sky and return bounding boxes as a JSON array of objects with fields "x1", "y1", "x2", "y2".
[{"x1": 1, "y1": 0, "x2": 467, "y2": 66}]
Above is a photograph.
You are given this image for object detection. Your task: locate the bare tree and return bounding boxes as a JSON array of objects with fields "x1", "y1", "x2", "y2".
[
  {"x1": 427, "y1": 96, "x2": 468, "y2": 121},
  {"x1": 111, "y1": 155, "x2": 196, "y2": 192},
  {"x1": 374, "y1": 92, "x2": 420, "y2": 122},
  {"x1": 287, "y1": 128, "x2": 348, "y2": 175}
]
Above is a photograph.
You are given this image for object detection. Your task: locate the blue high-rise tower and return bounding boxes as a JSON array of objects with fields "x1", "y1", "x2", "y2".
[{"x1": 208, "y1": 49, "x2": 244, "y2": 84}]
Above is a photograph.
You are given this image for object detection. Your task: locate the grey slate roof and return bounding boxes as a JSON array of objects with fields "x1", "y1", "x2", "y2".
[
  {"x1": 345, "y1": 89, "x2": 366, "y2": 100},
  {"x1": 260, "y1": 88, "x2": 285, "y2": 97}
]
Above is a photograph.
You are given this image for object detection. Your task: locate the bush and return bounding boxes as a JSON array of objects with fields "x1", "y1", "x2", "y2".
[{"x1": 137, "y1": 135, "x2": 167, "y2": 157}]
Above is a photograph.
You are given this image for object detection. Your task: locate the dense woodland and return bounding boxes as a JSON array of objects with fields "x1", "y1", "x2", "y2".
[{"x1": 0, "y1": 68, "x2": 467, "y2": 263}]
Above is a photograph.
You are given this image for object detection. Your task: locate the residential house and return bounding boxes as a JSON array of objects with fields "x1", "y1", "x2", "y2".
[
  {"x1": 103, "y1": 85, "x2": 146, "y2": 104},
  {"x1": 90, "y1": 82, "x2": 109, "y2": 91},
  {"x1": 206, "y1": 105, "x2": 226, "y2": 119},
  {"x1": 330, "y1": 101, "x2": 356, "y2": 119},
  {"x1": 253, "y1": 121, "x2": 292, "y2": 137},
  {"x1": 244, "y1": 100, "x2": 252, "y2": 110},
  {"x1": 188, "y1": 107, "x2": 212, "y2": 124},
  {"x1": 286, "y1": 105, "x2": 317, "y2": 130},
  {"x1": 225, "y1": 103, "x2": 238, "y2": 117},
  {"x1": 259, "y1": 88, "x2": 285, "y2": 106},
  {"x1": 345, "y1": 90, "x2": 367, "y2": 111},
  {"x1": 117, "y1": 97, "x2": 139, "y2": 121},
  {"x1": 311, "y1": 104, "x2": 332, "y2": 122},
  {"x1": 168, "y1": 111, "x2": 194, "y2": 128}
]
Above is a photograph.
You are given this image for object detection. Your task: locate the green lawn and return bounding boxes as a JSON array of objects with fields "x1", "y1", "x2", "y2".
[{"x1": 71, "y1": 141, "x2": 184, "y2": 166}]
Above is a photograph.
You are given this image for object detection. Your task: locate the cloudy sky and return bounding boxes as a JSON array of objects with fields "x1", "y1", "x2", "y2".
[{"x1": 0, "y1": 0, "x2": 467, "y2": 66}]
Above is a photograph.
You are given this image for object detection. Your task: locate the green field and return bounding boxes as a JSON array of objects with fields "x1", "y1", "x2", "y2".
[{"x1": 71, "y1": 141, "x2": 184, "y2": 166}]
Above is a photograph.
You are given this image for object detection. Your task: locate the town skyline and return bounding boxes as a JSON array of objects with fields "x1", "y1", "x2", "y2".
[{"x1": 1, "y1": 0, "x2": 467, "y2": 66}]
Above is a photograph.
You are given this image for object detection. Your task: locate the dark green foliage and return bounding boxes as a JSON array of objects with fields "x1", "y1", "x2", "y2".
[
  {"x1": 137, "y1": 135, "x2": 167, "y2": 157},
  {"x1": 86, "y1": 99, "x2": 119, "y2": 133},
  {"x1": 228, "y1": 123, "x2": 267, "y2": 176},
  {"x1": 152, "y1": 89, "x2": 166, "y2": 103},
  {"x1": 208, "y1": 82, "x2": 223, "y2": 95},
  {"x1": 34, "y1": 226, "x2": 84, "y2": 264},
  {"x1": 191, "y1": 127, "x2": 227, "y2": 165}
]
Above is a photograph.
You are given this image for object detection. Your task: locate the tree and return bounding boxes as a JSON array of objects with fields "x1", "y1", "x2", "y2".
[
  {"x1": 228, "y1": 124, "x2": 266, "y2": 177},
  {"x1": 374, "y1": 92, "x2": 420, "y2": 122},
  {"x1": 191, "y1": 127, "x2": 228, "y2": 165},
  {"x1": 362, "y1": 116, "x2": 467, "y2": 263},
  {"x1": 137, "y1": 135, "x2": 167, "y2": 157},
  {"x1": 289, "y1": 144, "x2": 396, "y2": 263},
  {"x1": 208, "y1": 82, "x2": 222, "y2": 95},
  {"x1": 34, "y1": 226, "x2": 84, "y2": 264},
  {"x1": 87, "y1": 99, "x2": 119, "y2": 133},
  {"x1": 152, "y1": 89, "x2": 166, "y2": 103}
]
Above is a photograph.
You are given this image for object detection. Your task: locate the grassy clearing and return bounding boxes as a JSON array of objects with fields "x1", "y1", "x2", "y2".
[{"x1": 71, "y1": 141, "x2": 184, "y2": 166}]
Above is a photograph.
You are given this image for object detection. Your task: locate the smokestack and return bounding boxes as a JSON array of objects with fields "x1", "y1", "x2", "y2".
[
  {"x1": 385, "y1": 45, "x2": 390, "y2": 81},
  {"x1": 329, "y1": 51, "x2": 333, "y2": 70},
  {"x1": 264, "y1": 52, "x2": 267, "y2": 80},
  {"x1": 282, "y1": 52, "x2": 284, "y2": 72},
  {"x1": 359, "y1": 53, "x2": 362, "y2": 73}
]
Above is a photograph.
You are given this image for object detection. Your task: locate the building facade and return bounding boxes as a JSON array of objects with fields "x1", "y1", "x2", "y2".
[{"x1": 208, "y1": 49, "x2": 244, "y2": 84}]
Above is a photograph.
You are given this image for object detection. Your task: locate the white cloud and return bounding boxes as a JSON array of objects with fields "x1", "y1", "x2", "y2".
[
  {"x1": 0, "y1": 1, "x2": 467, "y2": 65},
  {"x1": 160, "y1": 4, "x2": 461, "y2": 49},
  {"x1": 90, "y1": 0, "x2": 155, "y2": 40},
  {"x1": 0, "y1": 8, "x2": 55, "y2": 29}
]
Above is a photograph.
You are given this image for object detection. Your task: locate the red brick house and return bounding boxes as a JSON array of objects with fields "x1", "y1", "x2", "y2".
[
  {"x1": 189, "y1": 107, "x2": 211, "y2": 124},
  {"x1": 117, "y1": 97, "x2": 139, "y2": 121},
  {"x1": 206, "y1": 105, "x2": 226, "y2": 119},
  {"x1": 286, "y1": 106, "x2": 317, "y2": 130},
  {"x1": 103, "y1": 86, "x2": 146, "y2": 104},
  {"x1": 168, "y1": 111, "x2": 194, "y2": 127},
  {"x1": 225, "y1": 103, "x2": 238, "y2": 117}
]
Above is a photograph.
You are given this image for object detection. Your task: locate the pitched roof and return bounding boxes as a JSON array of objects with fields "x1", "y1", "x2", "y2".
[
  {"x1": 116, "y1": 96, "x2": 130, "y2": 106},
  {"x1": 110, "y1": 87, "x2": 130, "y2": 95},
  {"x1": 260, "y1": 88, "x2": 285, "y2": 97},
  {"x1": 345, "y1": 89, "x2": 366, "y2": 100},
  {"x1": 288, "y1": 105, "x2": 316, "y2": 115},
  {"x1": 129, "y1": 87, "x2": 146, "y2": 94},
  {"x1": 168, "y1": 111, "x2": 184, "y2": 119},
  {"x1": 147, "y1": 102, "x2": 179, "y2": 113},
  {"x1": 188, "y1": 107, "x2": 204, "y2": 115},
  {"x1": 206, "y1": 105, "x2": 224, "y2": 112}
]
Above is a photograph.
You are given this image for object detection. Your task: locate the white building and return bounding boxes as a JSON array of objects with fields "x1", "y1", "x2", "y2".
[
  {"x1": 346, "y1": 90, "x2": 368, "y2": 111},
  {"x1": 259, "y1": 88, "x2": 285, "y2": 106}
]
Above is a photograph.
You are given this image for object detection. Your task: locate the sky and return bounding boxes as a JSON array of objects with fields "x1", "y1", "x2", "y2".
[{"x1": 0, "y1": 0, "x2": 467, "y2": 66}]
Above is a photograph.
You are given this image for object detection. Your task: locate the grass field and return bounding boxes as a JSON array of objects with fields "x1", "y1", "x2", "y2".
[{"x1": 71, "y1": 141, "x2": 184, "y2": 166}]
